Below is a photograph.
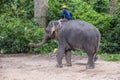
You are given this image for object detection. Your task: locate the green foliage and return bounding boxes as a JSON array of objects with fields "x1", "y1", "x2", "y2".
[
  {"x1": 100, "y1": 53, "x2": 120, "y2": 61},
  {"x1": 83, "y1": 0, "x2": 91, "y2": 4},
  {"x1": 101, "y1": 6, "x2": 120, "y2": 53},
  {"x1": 0, "y1": 15, "x2": 34, "y2": 53},
  {"x1": 93, "y1": 0, "x2": 109, "y2": 13},
  {"x1": 0, "y1": 0, "x2": 58, "y2": 54},
  {"x1": 0, "y1": 15, "x2": 58, "y2": 54},
  {"x1": 0, "y1": 0, "x2": 34, "y2": 18}
]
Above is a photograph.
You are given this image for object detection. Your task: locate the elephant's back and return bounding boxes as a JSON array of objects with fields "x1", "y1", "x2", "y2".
[
  {"x1": 61, "y1": 20, "x2": 100, "y2": 37},
  {"x1": 59, "y1": 20, "x2": 100, "y2": 51}
]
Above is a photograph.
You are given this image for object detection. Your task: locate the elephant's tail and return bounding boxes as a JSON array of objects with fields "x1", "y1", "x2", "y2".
[{"x1": 94, "y1": 31, "x2": 100, "y2": 62}]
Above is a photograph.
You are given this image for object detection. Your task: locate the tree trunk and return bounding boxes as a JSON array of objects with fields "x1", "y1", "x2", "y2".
[
  {"x1": 34, "y1": 0, "x2": 48, "y2": 27},
  {"x1": 109, "y1": 0, "x2": 118, "y2": 15}
]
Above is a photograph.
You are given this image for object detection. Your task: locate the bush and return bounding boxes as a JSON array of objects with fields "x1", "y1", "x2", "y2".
[
  {"x1": 0, "y1": 0, "x2": 34, "y2": 19},
  {"x1": 0, "y1": 15, "x2": 38, "y2": 53},
  {"x1": 93, "y1": 0, "x2": 109, "y2": 13},
  {"x1": 0, "y1": 0, "x2": 34, "y2": 54},
  {"x1": 0, "y1": 0, "x2": 58, "y2": 54},
  {"x1": 0, "y1": 15, "x2": 58, "y2": 54},
  {"x1": 101, "y1": 6, "x2": 120, "y2": 53},
  {"x1": 0, "y1": 15, "x2": 33, "y2": 53}
]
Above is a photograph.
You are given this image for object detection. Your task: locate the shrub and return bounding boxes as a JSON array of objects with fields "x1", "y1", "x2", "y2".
[
  {"x1": 0, "y1": 15, "x2": 58, "y2": 54},
  {"x1": 0, "y1": 15, "x2": 33, "y2": 53},
  {"x1": 93, "y1": 0, "x2": 109, "y2": 13},
  {"x1": 0, "y1": 0, "x2": 58, "y2": 54},
  {"x1": 0, "y1": 0, "x2": 34, "y2": 19},
  {"x1": 101, "y1": 6, "x2": 120, "y2": 53}
]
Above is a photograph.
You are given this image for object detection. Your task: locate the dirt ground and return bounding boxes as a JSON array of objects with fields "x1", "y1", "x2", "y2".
[{"x1": 0, "y1": 54, "x2": 120, "y2": 80}]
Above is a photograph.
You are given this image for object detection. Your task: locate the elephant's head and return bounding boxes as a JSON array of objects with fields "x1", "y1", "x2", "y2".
[
  {"x1": 45, "y1": 20, "x2": 62, "y2": 39},
  {"x1": 28, "y1": 20, "x2": 62, "y2": 47}
]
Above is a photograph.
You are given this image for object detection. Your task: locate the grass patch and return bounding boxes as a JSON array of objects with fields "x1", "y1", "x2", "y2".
[
  {"x1": 71, "y1": 50, "x2": 88, "y2": 57},
  {"x1": 100, "y1": 53, "x2": 120, "y2": 61},
  {"x1": 72, "y1": 51, "x2": 120, "y2": 61}
]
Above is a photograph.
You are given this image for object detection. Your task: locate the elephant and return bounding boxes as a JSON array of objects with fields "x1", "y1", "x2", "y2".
[{"x1": 29, "y1": 19, "x2": 101, "y2": 69}]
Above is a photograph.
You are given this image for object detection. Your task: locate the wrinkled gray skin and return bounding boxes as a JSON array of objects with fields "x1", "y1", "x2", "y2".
[{"x1": 29, "y1": 20, "x2": 101, "y2": 69}]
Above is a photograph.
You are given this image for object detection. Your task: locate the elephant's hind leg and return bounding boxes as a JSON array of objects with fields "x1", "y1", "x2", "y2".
[
  {"x1": 86, "y1": 52, "x2": 95, "y2": 69},
  {"x1": 65, "y1": 51, "x2": 72, "y2": 67}
]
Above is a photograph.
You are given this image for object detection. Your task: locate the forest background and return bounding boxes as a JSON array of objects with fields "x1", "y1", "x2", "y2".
[{"x1": 0, "y1": 0, "x2": 120, "y2": 60}]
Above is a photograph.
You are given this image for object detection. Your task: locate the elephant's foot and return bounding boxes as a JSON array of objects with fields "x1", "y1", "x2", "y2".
[
  {"x1": 86, "y1": 64, "x2": 95, "y2": 69},
  {"x1": 56, "y1": 64, "x2": 63, "y2": 68},
  {"x1": 65, "y1": 63, "x2": 72, "y2": 67}
]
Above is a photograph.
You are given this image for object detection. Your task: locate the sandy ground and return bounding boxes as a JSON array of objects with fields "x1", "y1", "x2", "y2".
[{"x1": 0, "y1": 54, "x2": 120, "y2": 80}]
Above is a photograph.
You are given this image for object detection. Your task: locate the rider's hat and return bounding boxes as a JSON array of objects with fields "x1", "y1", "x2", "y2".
[{"x1": 61, "y1": 5, "x2": 67, "y2": 9}]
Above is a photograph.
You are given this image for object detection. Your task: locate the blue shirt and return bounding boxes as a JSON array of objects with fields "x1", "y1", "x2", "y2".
[{"x1": 62, "y1": 9, "x2": 72, "y2": 20}]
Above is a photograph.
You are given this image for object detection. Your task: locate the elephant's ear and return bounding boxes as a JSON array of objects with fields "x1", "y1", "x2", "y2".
[{"x1": 51, "y1": 23, "x2": 56, "y2": 35}]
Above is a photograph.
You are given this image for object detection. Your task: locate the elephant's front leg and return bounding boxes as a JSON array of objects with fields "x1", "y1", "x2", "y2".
[
  {"x1": 65, "y1": 51, "x2": 72, "y2": 67},
  {"x1": 56, "y1": 48, "x2": 65, "y2": 68}
]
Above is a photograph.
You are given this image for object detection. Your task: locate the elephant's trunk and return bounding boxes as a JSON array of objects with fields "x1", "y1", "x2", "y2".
[
  {"x1": 29, "y1": 35, "x2": 50, "y2": 47},
  {"x1": 29, "y1": 40, "x2": 45, "y2": 47}
]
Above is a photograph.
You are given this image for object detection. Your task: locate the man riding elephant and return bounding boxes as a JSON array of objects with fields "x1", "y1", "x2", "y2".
[{"x1": 61, "y1": 5, "x2": 72, "y2": 21}]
